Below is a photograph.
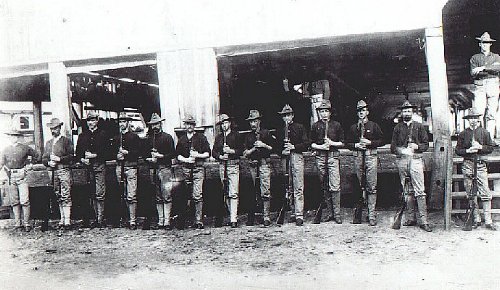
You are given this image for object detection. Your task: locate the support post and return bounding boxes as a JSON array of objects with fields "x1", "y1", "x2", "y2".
[
  {"x1": 425, "y1": 27, "x2": 453, "y2": 230},
  {"x1": 48, "y1": 62, "x2": 72, "y2": 140},
  {"x1": 32, "y1": 100, "x2": 44, "y2": 156}
]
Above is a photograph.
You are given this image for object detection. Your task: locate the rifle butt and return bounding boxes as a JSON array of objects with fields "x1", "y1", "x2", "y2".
[{"x1": 391, "y1": 207, "x2": 404, "y2": 230}]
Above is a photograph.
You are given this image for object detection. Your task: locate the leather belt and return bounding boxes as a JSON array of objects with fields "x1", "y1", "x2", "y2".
[
  {"x1": 220, "y1": 159, "x2": 240, "y2": 165},
  {"x1": 10, "y1": 168, "x2": 25, "y2": 174},
  {"x1": 353, "y1": 149, "x2": 378, "y2": 156}
]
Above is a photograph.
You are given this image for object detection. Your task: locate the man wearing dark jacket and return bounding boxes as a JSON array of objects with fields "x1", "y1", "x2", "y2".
[
  {"x1": 391, "y1": 101, "x2": 431, "y2": 232},
  {"x1": 76, "y1": 111, "x2": 109, "y2": 228},
  {"x1": 346, "y1": 100, "x2": 383, "y2": 226},
  {"x1": 113, "y1": 112, "x2": 142, "y2": 229},
  {"x1": 456, "y1": 107, "x2": 497, "y2": 230},
  {"x1": 276, "y1": 104, "x2": 310, "y2": 226}
]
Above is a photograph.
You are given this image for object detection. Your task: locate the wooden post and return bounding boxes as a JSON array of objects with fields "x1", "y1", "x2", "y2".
[
  {"x1": 425, "y1": 27, "x2": 453, "y2": 230},
  {"x1": 32, "y1": 100, "x2": 44, "y2": 156},
  {"x1": 156, "y1": 49, "x2": 219, "y2": 145},
  {"x1": 48, "y1": 62, "x2": 72, "y2": 139}
]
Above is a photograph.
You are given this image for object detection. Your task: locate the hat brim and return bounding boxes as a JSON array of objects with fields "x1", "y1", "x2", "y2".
[
  {"x1": 278, "y1": 111, "x2": 294, "y2": 115},
  {"x1": 356, "y1": 105, "x2": 368, "y2": 111},
  {"x1": 476, "y1": 37, "x2": 496, "y2": 42},
  {"x1": 183, "y1": 120, "x2": 196, "y2": 124},
  {"x1": 316, "y1": 106, "x2": 331, "y2": 110},
  {"x1": 401, "y1": 105, "x2": 417, "y2": 110},
  {"x1": 47, "y1": 122, "x2": 63, "y2": 129},
  {"x1": 463, "y1": 114, "x2": 482, "y2": 119},
  {"x1": 245, "y1": 116, "x2": 261, "y2": 121},
  {"x1": 147, "y1": 118, "x2": 165, "y2": 125},
  {"x1": 216, "y1": 118, "x2": 232, "y2": 125}
]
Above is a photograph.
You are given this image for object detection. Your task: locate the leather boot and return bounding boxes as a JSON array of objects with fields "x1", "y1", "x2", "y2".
[
  {"x1": 164, "y1": 203, "x2": 172, "y2": 229},
  {"x1": 416, "y1": 196, "x2": 432, "y2": 232},
  {"x1": 22, "y1": 205, "x2": 31, "y2": 231},
  {"x1": 263, "y1": 199, "x2": 271, "y2": 226},
  {"x1": 230, "y1": 198, "x2": 238, "y2": 224},
  {"x1": 128, "y1": 203, "x2": 137, "y2": 229},
  {"x1": 156, "y1": 203, "x2": 165, "y2": 228},
  {"x1": 194, "y1": 201, "x2": 204, "y2": 229},
  {"x1": 331, "y1": 191, "x2": 342, "y2": 224},
  {"x1": 483, "y1": 200, "x2": 496, "y2": 230},
  {"x1": 367, "y1": 194, "x2": 377, "y2": 226},
  {"x1": 404, "y1": 195, "x2": 417, "y2": 226},
  {"x1": 58, "y1": 204, "x2": 64, "y2": 227},
  {"x1": 325, "y1": 197, "x2": 334, "y2": 221},
  {"x1": 96, "y1": 201, "x2": 105, "y2": 227},
  {"x1": 63, "y1": 206, "x2": 71, "y2": 227},
  {"x1": 12, "y1": 205, "x2": 22, "y2": 228}
]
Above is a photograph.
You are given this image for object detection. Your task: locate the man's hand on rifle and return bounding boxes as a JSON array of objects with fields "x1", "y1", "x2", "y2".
[
  {"x1": 50, "y1": 154, "x2": 60, "y2": 162},
  {"x1": 219, "y1": 154, "x2": 229, "y2": 161},
  {"x1": 472, "y1": 66, "x2": 485, "y2": 75},
  {"x1": 243, "y1": 148, "x2": 256, "y2": 157},
  {"x1": 407, "y1": 142, "x2": 419, "y2": 150},
  {"x1": 355, "y1": 142, "x2": 366, "y2": 150},
  {"x1": 48, "y1": 160, "x2": 57, "y2": 168},
  {"x1": 85, "y1": 151, "x2": 97, "y2": 159},
  {"x1": 146, "y1": 157, "x2": 158, "y2": 163},
  {"x1": 151, "y1": 150, "x2": 163, "y2": 159},
  {"x1": 81, "y1": 158, "x2": 91, "y2": 165},
  {"x1": 223, "y1": 144, "x2": 234, "y2": 155}
]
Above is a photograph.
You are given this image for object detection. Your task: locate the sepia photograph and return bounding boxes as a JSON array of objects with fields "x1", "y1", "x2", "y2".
[{"x1": 0, "y1": 0, "x2": 499, "y2": 289}]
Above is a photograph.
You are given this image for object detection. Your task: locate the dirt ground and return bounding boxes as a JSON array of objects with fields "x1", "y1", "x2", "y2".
[{"x1": 0, "y1": 210, "x2": 499, "y2": 290}]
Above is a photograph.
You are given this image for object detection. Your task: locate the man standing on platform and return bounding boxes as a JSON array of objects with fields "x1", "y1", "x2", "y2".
[
  {"x1": 144, "y1": 113, "x2": 176, "y2": 230},
  {"x1": 243, "y1": 110, "x2": 276, "y2": 227},
  {"x1": 212, "y1": 114, "x2": 242, "y2": 228},
  {"x1": 346, "y1": 100, "x2": 383, "y2": 226},
  {"x1": 76, "y1": 111, "x2": 109, "y2": 228},
  {"x1": 456, "y1": 107, "x2": 497, "y2": 230},
  {"x1": 470, "y1": 32, "x2": 500, "y2": 140},
  {"x1": 276, "y1": 104, "x2": 310, "y2": 226},
  {"x1": 113, "y1": 112, "x2": 142, "y2": 230},
  {"x1": 176, "y1": 115, "x2": 210, "y2": 229},
  {"x1": 311, "y1": 100, "x2": 344, "y2": 224},
  {"x1": 43, "y1": 118, "x2": 74, "y2": 231},
  {"x1": 391, "y1": 101, "x2": 432, "y2": 232},
  {"x1": 0, "y1": 130, "x2": 39, "y2": 231}
]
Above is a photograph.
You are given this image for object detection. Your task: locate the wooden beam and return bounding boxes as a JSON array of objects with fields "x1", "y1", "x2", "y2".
[
  {"x1": 48, "y1": 62, "x2": 72, "y2": 140},
  {"x1": 425, "y1": 27, "x2": 453, "y2": 230}
]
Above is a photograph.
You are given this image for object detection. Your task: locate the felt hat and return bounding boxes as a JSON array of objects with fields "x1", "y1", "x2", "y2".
[
  {"x1": 278, "y1": 104, "x2": 294, "y2": 115},
  {"x1": 463, "y1": 107, "x2": 483, "y2": 119},
  {"x1": 46, "y1": 118, "x2": 63, "y2": 129},
  {"x1": 245, "y1": 110, "x2": 262, "y2": 121},
  {"x1": 316, "y1": 99, "x2": 331, "y2": 110},
  {"x1": 216, "y1": 114, "x2": 232, "y2": 125},
  {"x1": 147, "y1": 113, "x2": 165, "y2": 124},
  {"x1": 476, "y1": 32, "x2": 496, "y2": 42},
  {"x1": 356, "y1": 100, "x2": 368, "y2": 111}
]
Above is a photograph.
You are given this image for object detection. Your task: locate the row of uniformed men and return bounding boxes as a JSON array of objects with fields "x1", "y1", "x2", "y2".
[{"x1": 1, "y1": 100, "x2": 496, "y2": 232}]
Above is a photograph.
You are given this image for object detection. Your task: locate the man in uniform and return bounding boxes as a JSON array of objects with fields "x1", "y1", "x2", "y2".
[
  {"x1": 243, "y1": 110, "x2": 276, "y2": 227},
  {"x1": 276, "y1": 104, "x2": 310, "y2": 226},
  {"x1": 470, "y1": 32, "x2": 500, "y2": 139},
  {"x1": 311, "y1": 99, "x2": 344, "y2": 224},
  {"x1": 346, "y1": 100, "x2": 383, "y2": 226},
  {"x1": 113, "y1": 112, "x2": 142, "y2": 230},
  {"x1": 144, "y1": 113, "x2": 176, "y2": 230},
  {"x1": 176, "y1": 115, "x2": 210, "y2": 229},
  {"x1": 212, "y1": 114, "x2": 242, "y2": 228},
  {"x1": 391, "y1": 101, "x2": 432, "y2": 232},
  {"x1": 76, "y1": 111, "x2": 109, "y2": 228},
  {"x1": 456, "y1": 107, "x2": 497, "y2": 230},
  {"x1": 42, "y1": 118, "x2": 74, "y2": 231},
  {"x1": 0, "y1": 130, "x2": 39, "y2": 231}
]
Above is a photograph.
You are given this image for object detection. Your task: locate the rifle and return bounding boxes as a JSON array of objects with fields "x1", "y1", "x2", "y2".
[
  {"x1": 222, "y1": 131, "x2": 230, "y2": 215},
  {"x1": 353, "y1": 121, "x2": 366, "y2": 224},
  {"x1": 392, "y1": 123, "x2": 414, "y2": 229},
  {"x1": 183, "y1": 138, "x2": 195, "y2": 227},
  {"x1": 247, "y1": 130, "x2": 262, "y2": 226},
  {"x1": 277, "y1": 121, "x2": 293, "y2": 225},
  {"x1": 144, "y1": 130, "x2": 159, "y2": 230},
  {"x1": 118, "y1": 125, "x2": 128, "y2": 226},
  {"x1": 463, "y1": 130, "x2": 478, "y2": 231},
  {"x1": 314, "y1": 120, "x2": 329, "y2": 224}
]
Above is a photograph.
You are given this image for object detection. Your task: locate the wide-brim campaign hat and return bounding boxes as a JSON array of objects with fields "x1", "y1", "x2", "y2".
[
  {"x1": 316, "y1": 99, "x2": 331, "y2": 110},
  {"x1": 463, "y1": 107, "x2": 483, "y2": 119},
  {"x1": 46, "y1": 118, "x2": 63, "y2": 129},
  {"x1": 216, "y1": 114, "x2": 232, "y2": 125},
  {"x1": 278, "y1": 104, "x2": 294, "y2": 115},
  {"x1": 147, "y1": 113, "x2": 165, "y2": 124},
  {"x1": 356, "y1": 100, "x2": 368, "y2": 111},
  {"x1": 86, "y1": 111, "x2": 99, "y2": 120},
  {"x1": 400, "y1": 100, "x2": 417, "y2": 110},
  {"x1": 246, "y1": 110, "x2": 262, "y2": 121},
  {"x1": 183, "y1": 115, "x2": 197, "y2": 124},
  {"x1": 118, "y1": 112, "x2": 137, "y2": 121},
  {"x1": 476, "y1": 32, "x2": 496, "y2": 42}
]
